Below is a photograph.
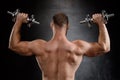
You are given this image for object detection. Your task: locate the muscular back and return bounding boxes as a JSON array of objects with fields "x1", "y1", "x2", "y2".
[
  {"x1": 8, "y1": 12, "x2": 110, "y2": 80},
  {"x1": 31, "y1": 39, "x2": 83, "y2": 80}
]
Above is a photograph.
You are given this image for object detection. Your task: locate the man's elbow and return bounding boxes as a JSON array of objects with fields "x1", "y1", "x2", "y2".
[
  {"x1": 8, "y1": 44, "x2": 12, "y2": 50},
  {"x1": 105, "y1": 47, "x2": 110, "y2": 53},
  {"x1": 102, "y1": 45, "x2": 110, "y2": 53},
  {"x1": 8, "y1": 44, "x2": 17, "y2": 51},
  {"x1": 99, "y1": 42, "x2": 110, "y2": 53}
]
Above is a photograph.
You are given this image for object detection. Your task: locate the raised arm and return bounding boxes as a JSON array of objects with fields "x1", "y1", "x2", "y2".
[
  {"x1": 73, "y1": 13, "x2": 110, "y2": 57},
  {"x1": 8, "y1": 13, "x2": 33, "y2": 56}
]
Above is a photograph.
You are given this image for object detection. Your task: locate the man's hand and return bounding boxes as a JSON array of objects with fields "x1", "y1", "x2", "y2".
[
  {"x1": 92, "y1": 13, "x2": 105, "y2": 25},
  {"x1": 16, "y1": 13, "x2": 28, "y2": 24}
]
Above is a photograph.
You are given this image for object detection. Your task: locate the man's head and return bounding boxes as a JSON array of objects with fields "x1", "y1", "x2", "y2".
[{"x1": 52, "y1": 12, "x2": 69, "y2": 29}]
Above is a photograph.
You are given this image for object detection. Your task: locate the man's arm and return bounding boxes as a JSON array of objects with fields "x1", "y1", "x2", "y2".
[
  {"x1": 8, "y1": 13, "x2": 33, "y2": 56},
  {"x1": 73, "y1": 13, "x2": 110, "y2": 57}
]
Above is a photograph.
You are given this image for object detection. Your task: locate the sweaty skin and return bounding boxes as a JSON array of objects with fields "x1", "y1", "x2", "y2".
[{"x1": 8, "y1": 13, "x2": 110, "y2": 80}]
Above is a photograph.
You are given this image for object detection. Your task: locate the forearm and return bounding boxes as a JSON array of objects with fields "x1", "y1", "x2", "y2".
[
  {"x1": 98, "y1": 23, "x2": 110, "y2": 52},
  {"x1": 9, "y1": 21, "x2": 22, "y2": 48}
]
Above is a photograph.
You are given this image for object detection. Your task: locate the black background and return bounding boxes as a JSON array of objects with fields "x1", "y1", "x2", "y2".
[{"x1": 0, "y1": 0, "x2": 120, "y2": 80}]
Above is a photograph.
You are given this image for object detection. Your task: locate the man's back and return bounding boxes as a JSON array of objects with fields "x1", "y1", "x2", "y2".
[
  {"x1": 8, "y1": 12, "x2": 110, "y2": 80},
  {"x1": 33, "y1": 39, "x2": 83, "y2": 80}
]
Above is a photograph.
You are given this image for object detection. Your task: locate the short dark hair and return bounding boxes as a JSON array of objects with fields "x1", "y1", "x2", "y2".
[{"x1": 53, "y1": 12, "x2": 68, "y2": 27}]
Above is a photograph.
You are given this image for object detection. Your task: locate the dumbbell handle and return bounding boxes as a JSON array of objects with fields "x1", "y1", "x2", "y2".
[
  {"x1": 7, "y1": 9, "x2": 40, "y2": 27},
  {"x1": 80, "y1": 10, "x2": 114, "y2": 28},
  {"x1": 80, "y1": 13, "x2": 114, "y2": 24}
]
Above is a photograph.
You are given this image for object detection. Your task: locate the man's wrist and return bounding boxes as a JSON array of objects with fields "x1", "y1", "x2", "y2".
[{"x1": 15, "y1": 20, "x2": 23, "y2": 25}]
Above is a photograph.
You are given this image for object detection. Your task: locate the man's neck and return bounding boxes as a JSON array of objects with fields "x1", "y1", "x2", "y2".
[{"x1": 51, "y1": 28, "x2": 67, "y2": 41}]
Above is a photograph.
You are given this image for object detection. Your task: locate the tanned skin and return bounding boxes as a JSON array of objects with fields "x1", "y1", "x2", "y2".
[{"x1": 9, "y1": 12, "x2": 110, "y2": 80}]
